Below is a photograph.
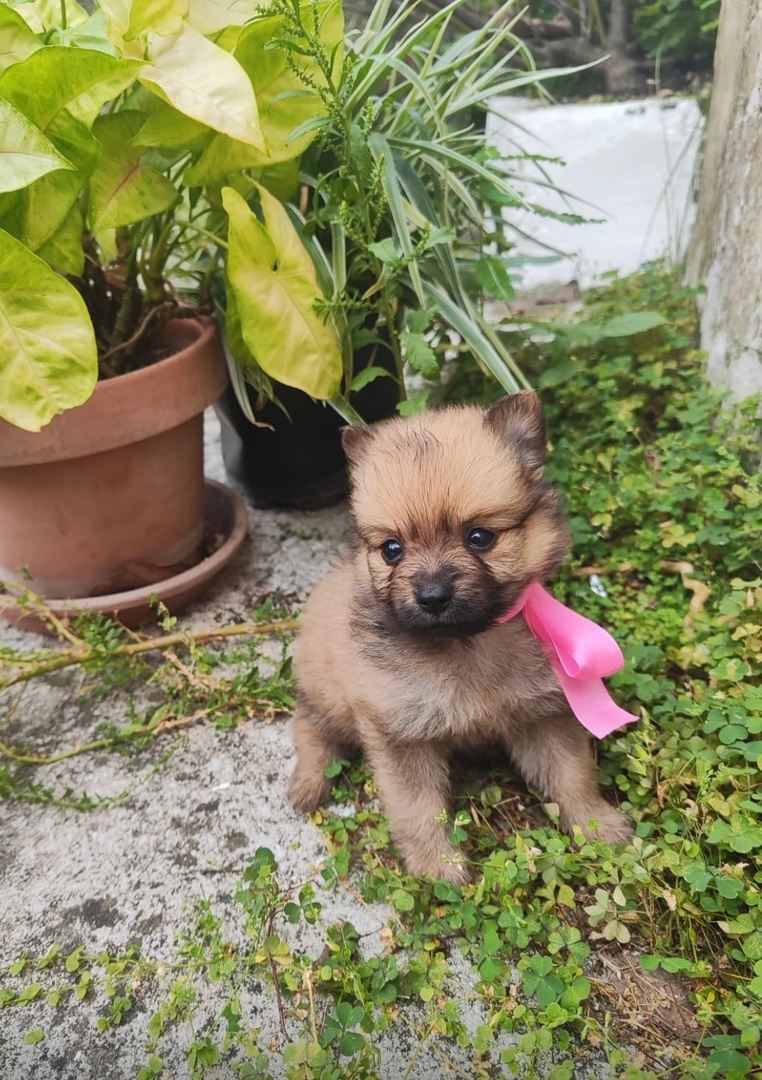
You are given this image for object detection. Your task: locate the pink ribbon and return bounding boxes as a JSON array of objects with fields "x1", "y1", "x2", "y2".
[{"x1": 497, "y1": 581, "x2": 638, "y2": 739}]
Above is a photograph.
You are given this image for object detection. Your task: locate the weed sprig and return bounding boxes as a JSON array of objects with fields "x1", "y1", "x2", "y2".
[{"x1": 0, "y1": 596, "x2": 296, "y2": 806}]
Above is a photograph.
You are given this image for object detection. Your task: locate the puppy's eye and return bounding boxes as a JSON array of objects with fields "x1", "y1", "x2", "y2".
[
  {"x1": 380, "y1": 538, "x2": 404, "y2": 565},
  {"x1": 466, "y1": 527, "x2": 496, "y2": 551}
]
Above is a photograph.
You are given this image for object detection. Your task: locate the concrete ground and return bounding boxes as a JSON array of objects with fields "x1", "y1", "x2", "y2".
[{"x1": 0, "y1": 412, "x2": 621, "y2": 1079}]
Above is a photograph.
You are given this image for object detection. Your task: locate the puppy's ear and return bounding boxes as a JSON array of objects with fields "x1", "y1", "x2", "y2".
[
  {"x1": 485, "y1": 390, "x2": 547, "y2": 479},
  {"x1": 341, "y1": 424, "x2": 376, "y2": 469}
]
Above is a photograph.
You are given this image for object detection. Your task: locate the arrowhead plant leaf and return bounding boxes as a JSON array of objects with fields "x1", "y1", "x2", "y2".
[
  {"x1": 123, "y1": 0, "x2": 188, "y2": 41},
  {"x1": 89, "y1": 111, "x2": 178, "y2": 231},
  {"x1": 140, "y1": 22, "x2": 265, "y2": 148},
  {"x1": 17, "y1": 116, "x2": 100, "y2": 253},
  {"x1": 0, "y1": 227, "x2": 97, "y2": 432},
  {"x1": 16, "y1": 0, "x2": 90, "y2": 34},
  {"x1": 222, "y1": 184, "x2": 342, "y2": 400},
  {"x1": 52, "y1": 9, "x2": 121, "y2": 54},
  {"x1": 132, "y1": 100, "x2": 210, "y2": 149},
  {"x1": 185, "y1": 1, "x2": 343, "y2": 185},
  {"x1": 183, "y1": 134, "x2": 265, "y2": 188},
  {"x1": 0, "y1": 47, "x2": 134, "y2": 254},
  {"x1": 0, "y1": 100, "x2": 74, "y2": 194},
  {"x1": 22, "y1": 170, "x2": 89, "y2": 253},
  {"x1": 0, "y1": 48, "x2": 134, "y2": 250},
  {"x1": 0, "y1": 46, "x2": 143, "y2": 132},
  {"x1": 186, "y1": 0, "x2": 261, "y2": 35},
  {"x1": 235, "y1": 0, "x2": 343, "y2": 162},
  {"x1": 35, "y1": 201, "x2": 86, "y2": 275},
  {"x1": 0, "y1": 3, "x2": 42, "y2": 75}
]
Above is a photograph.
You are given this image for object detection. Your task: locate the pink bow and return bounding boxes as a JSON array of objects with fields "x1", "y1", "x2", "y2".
[{"x1": 497, "y1": 581, "x2": 638, "y2": 739}]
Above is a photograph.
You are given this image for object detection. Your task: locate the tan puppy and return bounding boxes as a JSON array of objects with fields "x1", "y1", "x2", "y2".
[{"x1": 289, "y1": 392, "x2": 633, "y2": 883}]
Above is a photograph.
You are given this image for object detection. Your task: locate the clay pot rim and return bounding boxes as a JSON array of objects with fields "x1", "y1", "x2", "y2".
[
  {"x1": 0, "y1": 317, "x2": 228, "y2": 467},
  {"x1": 0, "y1": 479, "x2": 248, "y2": 634}
]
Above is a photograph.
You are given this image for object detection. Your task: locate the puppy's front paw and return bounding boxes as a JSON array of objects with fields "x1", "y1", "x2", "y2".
[
  {"x1": 288, "y1": 767, "x2": 332, "y2": 814},
  {"x1": 567, "y1": 804, "x2": 635, "y2": 847},
  {"x1": 404, "y1": 847, "x2": 472, "y2": 886},
  {"x1": 438, "y1": 858, "x2": 473, "y2": 887},
  {"x1": 596, "y1": 810, "x2": 636, "y2": 846}
]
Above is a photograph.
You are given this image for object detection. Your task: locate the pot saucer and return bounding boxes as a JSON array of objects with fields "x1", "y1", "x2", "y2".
[{"x1": 1, "y1": 480, "x2": 248, "y2": 635}]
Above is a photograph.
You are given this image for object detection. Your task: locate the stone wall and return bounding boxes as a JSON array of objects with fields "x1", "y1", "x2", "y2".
[{"x1": 686, "y1": 0, "x2": 762, "y2": 402}]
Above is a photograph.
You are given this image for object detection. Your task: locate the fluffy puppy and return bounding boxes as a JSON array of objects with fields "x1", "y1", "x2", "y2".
[{"x1": 288, "y1": 391, "x2": 633, "y2": 883}]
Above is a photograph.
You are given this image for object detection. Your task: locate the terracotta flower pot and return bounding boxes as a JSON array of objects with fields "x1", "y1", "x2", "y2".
[{"x1": 0, "y1": 318, "x2": 243, "y2": 623}]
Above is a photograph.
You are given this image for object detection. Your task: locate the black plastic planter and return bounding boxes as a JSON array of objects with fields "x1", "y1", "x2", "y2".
[{"x1": 215, "y1": 356, "x2": 401, "y2": 510}]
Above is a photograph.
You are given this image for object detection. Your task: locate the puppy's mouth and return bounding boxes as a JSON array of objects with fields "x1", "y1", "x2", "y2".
[{"x1": 391, "y1": 595, "x2": 510, "y2": 639}]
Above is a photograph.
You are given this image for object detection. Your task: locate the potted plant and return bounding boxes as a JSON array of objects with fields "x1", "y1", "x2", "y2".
[
  {"x1": 214, "y1": 0, "x2": 580, "y2": 507},
  {"x1": 0, "y1": 0, "x2": 347, "y2": 626},
  {"x1": 0, "y1": 0, "x2": 577, "y2": 627}
]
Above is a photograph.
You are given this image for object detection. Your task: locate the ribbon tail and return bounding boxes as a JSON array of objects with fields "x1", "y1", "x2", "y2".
[
  {"x1": 554, "y1": 662, "x2": 639, "y2": 739},
  {"x1": 505, "y1": 583, "x2": 638, "y2": 738}
]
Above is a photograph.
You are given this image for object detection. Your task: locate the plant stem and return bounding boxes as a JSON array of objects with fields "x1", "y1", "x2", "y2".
[
  {"x1": 179, "y1": 224, "x2": 229, "y2": 249},
  {"x1": 0, "y1": 709, "x2": 210, "y2": 765},
  {"x1": 145, "y1": 216, "x2": 175, "y2": 302},
  {"x1": 0, "y1": 619, "x2": 300, "y2": 693},
  {"x1": 0, "y1": 734, "x2": 148, "y2": 765}
]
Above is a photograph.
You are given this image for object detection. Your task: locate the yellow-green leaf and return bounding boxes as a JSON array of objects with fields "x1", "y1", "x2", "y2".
[
  {"x1": 52, "y1": 9, "x2": 120, "y2": 55},
  {"x1": 0, "y1": 99, "x2": 74, "y2": 193},
  {"x1": 132, "y1": 100, "x2": 210, "y2": 149},
  {"x1": 0, "y1": 43, "x2": 136, "y2": 254},
  {"x1": 0, "y1": 190, "x2": 22, "y2": 238},
  {"x1": 15, "y1": 0, "x2": 88, "y2": 33},
  {"x1": 22, "y1": 169, "x2": 87, "y2": 252},
  {"x1": 187, "y1": 0, "x2": 260, "y2": 35},
  {"x1": 0, "y1": 46, "x2": 143, "y2": 132},
  {"x1": 183, "y1": 134, "x2": 266, "y2": 187},
  {"x1": 209, "y1": 24, "x2": 240, "y2": 53},
  {"x1": 0, "y1": 3, "x2": 42, "y2": 75},
  {"x1": 89, "y1": 111, "x2": 177, "y2": 230},
  {"x1": 39, "y1": 110, "x2": 102, "y2": 173},
  {"x1": 35, "y1": 200, "x2": 85, "y2": 275},
  {"x1": 124, "y1": 0, "x2": 188, "y2": 40},
  {"x1": 251, "y1": 159, "x2": 301, "y2": 202},
  {"x1": 98, "y1": 0, "x2": 131, "y2": 48},
  {"x1": 185, "y1": 2, "x2": 343, "y2": 185},
  {"x1": 0, "y1": 227, "x2": 97, "y2": 431},
  {"x1": 16, "y1": 114, "x2": 99, "y2": 252},
  {"x1": 223, "y1": 277, "x2": 257, "y2": 374},
  {"x1": 140, "y1": 22, "x2": 264, "y2": 148},
  {"x1": 222, "y1": 184, "x2": 342, "y2": 400}
]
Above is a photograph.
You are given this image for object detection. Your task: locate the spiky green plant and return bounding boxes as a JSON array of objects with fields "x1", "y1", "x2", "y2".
[{"x1": 223, "y1": 0, "x2": 588, "y2": 420}]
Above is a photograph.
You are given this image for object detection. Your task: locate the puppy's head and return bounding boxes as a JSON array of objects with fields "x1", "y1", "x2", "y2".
[{"x1": 342, "y1": 391, "x2": 570, "y2": 638}]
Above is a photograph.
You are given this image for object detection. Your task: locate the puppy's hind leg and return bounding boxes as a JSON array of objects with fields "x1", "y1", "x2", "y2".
[
  {"x1": 288, "y1": 703, "x2": 348, "y2": 814},
  {"x1": 508, "y1": 713, "x2": 634, "y2": 846}
]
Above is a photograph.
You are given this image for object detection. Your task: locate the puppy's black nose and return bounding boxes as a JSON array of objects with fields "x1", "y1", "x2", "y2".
[{"x1": 416, "y1": 582, "x2": 453, "y2": 614}]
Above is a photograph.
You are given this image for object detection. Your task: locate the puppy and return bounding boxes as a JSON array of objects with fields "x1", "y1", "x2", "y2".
[{"x1": 288, "y1": 391, "x2": 633, "y2": 883}]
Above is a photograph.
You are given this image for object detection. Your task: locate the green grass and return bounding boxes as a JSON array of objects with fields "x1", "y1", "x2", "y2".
[{"x1": 1, "y1": 265, "x2": 760, "y2": 1077}]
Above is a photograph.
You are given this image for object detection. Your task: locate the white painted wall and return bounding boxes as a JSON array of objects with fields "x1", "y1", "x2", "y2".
[{"x1": 486, "y1": 97, "x2": 704, "y2": 291}]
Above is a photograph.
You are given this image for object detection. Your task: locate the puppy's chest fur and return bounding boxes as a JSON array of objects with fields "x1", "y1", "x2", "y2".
[{"x1": 354, "y1": 599, "x2": 564, "y2": 744}]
